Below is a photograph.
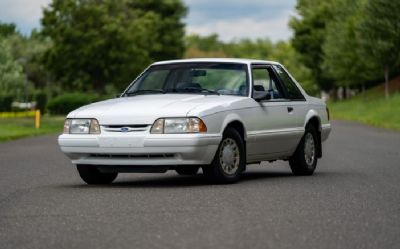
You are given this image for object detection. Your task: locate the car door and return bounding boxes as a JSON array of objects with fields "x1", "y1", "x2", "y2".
[
  {"x1": 246, "y1": 65, "x2": 302, "y2": 161},
  {"x1": 271, "y1": 64, "x2": 308, "y2": 152}
]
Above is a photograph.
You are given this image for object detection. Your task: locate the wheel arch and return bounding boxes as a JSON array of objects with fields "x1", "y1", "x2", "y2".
[
  {"x1": 224, "y1": 120, "x2": 246, "y2": 140},
  {"x1": 304, "y1": 110, "x2": 322, "y2": 158},
  {"x1": 220, "y1": 113, "x2": 247, "y2": 141}
]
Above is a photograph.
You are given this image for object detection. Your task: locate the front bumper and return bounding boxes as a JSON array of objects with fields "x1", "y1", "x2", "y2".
[{"x1": 58, "y1": 133, "x2": 221, "y2": 166}]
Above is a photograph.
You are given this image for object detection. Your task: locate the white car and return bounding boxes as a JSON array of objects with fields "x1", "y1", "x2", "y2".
[{"x1": 58, "y1": 58, "x2": 331, "y2": 184}]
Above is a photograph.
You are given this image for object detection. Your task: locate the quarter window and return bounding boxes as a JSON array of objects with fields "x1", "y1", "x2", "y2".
[{"x1": 273, "y1": 65, "x2": 304, "y2": 100}]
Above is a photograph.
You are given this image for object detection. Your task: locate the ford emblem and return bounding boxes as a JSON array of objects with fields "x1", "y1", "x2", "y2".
[{"x1": 120, "y1": 127, "x2": 130, "y2": 132}]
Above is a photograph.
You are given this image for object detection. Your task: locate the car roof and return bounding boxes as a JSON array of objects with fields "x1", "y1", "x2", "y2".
[{"x1": 151, "y1": 58, "x2": 280, "y2": 66}]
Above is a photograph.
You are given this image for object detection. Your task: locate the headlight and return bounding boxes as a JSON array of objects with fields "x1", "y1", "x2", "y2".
[
  {"x1": 63, "y1": 119, "x2": 101, "y2": 134},
  {"x1": 150, "y1": 118, "x2": 207, "y2": 134}
]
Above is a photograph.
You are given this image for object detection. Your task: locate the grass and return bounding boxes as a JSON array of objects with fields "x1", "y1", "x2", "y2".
[
  {"x1": 0, "y1": 116, "x2": 65, "y2": 142},
  {"x1": 328, "y1": 91, "x2": 400, "y2": 131}
]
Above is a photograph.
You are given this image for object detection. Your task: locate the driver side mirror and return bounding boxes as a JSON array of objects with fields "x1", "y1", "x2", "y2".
[{"x1": 253, "y1": 91, "x2": 271, "y2": 102}]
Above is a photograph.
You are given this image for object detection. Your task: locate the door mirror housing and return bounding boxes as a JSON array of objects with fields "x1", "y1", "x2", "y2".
[{"x1": 253, "y1": 91, "x2": 271, "y2": 102}]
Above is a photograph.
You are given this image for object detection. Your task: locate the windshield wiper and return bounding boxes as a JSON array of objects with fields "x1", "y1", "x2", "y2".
[
  {"x1": 201, "y1": 88, "x2": 220, "y2": 95},
  {"x1": 124, "y1": 89, "x2": 165, "y2": 96},
  {"x1": 166, "y1": 87, "x2": 220, "y2": 95}
]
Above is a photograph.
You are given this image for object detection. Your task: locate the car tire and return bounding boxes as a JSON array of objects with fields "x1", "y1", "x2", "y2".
[
  {"x1": 289, "y1": 125, "x2": 318, "y2": 176},
  {"x1": 76, "y1": 164, "x2": 118, "y2": 185},
  {"x1": 175, "y1": 166, "x2": 199, "y2": 175},
  {"x1": 202, "y1": 127, "x2": 245, "y2": 183}
]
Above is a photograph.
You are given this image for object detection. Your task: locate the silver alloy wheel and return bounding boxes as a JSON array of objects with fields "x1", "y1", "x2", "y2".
[
  {"x1": 304, "y1": 133, "x2": 315, "y2": 166},
  {"x1": 219, "y1": 138, "x2": 240, "y2": 175}
]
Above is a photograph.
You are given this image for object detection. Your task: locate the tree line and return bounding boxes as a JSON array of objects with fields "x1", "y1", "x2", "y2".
[
  {"x1": 290, "y1": 0, "x2": 400, "y2": 99},
  {"x1": 1, "y1": 0, "x2": 399, "y2": 112}
]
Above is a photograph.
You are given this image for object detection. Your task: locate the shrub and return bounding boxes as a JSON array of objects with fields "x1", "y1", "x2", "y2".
[
  {"x1": 46, "y1": 93, "x2": 99, "y2": 115},
  {"x1": 0, "y1": 95, "x2": 14, "y2": 112},
  {"x1": 35, "y1": 92, "x2": 47, "y2": 113}
]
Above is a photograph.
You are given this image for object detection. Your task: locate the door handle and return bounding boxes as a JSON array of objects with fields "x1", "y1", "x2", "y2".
[{"x1": 287, "y1": 107, "x2": 294, "y2": 113}]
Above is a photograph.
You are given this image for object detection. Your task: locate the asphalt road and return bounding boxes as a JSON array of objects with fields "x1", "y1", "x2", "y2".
[{"x1": 1, "y1": 120, "x2": 399, "y2": 249}]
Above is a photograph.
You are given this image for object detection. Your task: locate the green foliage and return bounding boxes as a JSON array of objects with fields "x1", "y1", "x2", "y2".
[
  {"x1": 290, "y1": 0, "x2": 336, "y2": 91},
  {"x1": 322, "y1": 0, "x2": 379, "y2": 87},
  {"x1": 18, "y1": 32, "x2": 52, "y2": 90},
  {"x1": 292, "y1": 0, "x2": 400, "y2": 94},
  {"x1": 41, "y1": 0, "x2": 187, "y2": 93},
  {"x1": 357, "y1": 0, "x2": 400, "y2": 71},
  {"x1": 186, "y1": 34, "x2": 223, "y2": 53},
  {"x1": 0, "y1": 37, "x2": 25, "y2": 99},
  {"x1": 0, "y1": 23, "x2": 50, "y2": 105},
  {"x1": 0, "y1": 22, "x2": 17, "y2": 37},
  {"x1": 225, "y1": 38, "x2": 274, "y2": 60},
  {"x1": 185, "y1": 34, "x2": 228, "y2": 58},
  {"x1": 35, "y1": 91, "x2": 47, "y2": 113},
  {"x1": 0, "y1": 94, "x2": 14, "y2": 112},
  {"x1": 356, "y1": 0, "x2": 400, "y2": 98},
  {"x1": 46, "y1": 93, "x2": 99, "y2": 115}
]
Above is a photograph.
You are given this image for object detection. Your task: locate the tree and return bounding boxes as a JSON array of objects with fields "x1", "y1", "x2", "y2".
[
  {"x1": 185, "y1": 34, "x2": 228, "y2": 58},
  {"x1": 225, "y1": 38, "x2": 273, "y2": 60},
  {"x1": 289, "y1": 0, "x2": 336, "y2": 91},
  {"x1": 322, "y1": 0, "x2": 379, "y2": 89},
  {"x1": 128, "y1": 0, "x2": 187, "y2": 60},
  {"x1": 0, "y1": 38, "x2": 25, "y2": 101},
  {"x1": 357, "y1": 0, "x2": 400, "y2": 99},
  {"x1": 0, "y1": 22, "x2": 17, "y2": 37},
  {"x1": 41, "y1": 0, "x2": 187, "y2": 92}
]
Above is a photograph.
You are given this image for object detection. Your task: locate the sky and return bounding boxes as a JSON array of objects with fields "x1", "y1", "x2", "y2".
[{"x1": 0, "y1": 0, "x2": 296, "y2": 42}]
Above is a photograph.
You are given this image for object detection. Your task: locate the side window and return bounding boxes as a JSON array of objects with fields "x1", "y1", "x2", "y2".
[
  {"x1": 252, "y1": 67, "x2": 284, "y2": 99},
  {"x1": 273, "y1": 65, "x2": 304, "y2": 100}
]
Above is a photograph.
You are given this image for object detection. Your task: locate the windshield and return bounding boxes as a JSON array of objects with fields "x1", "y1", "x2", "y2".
[{"x1": 124, "y1": 62, "x2": 249, "y2": 96}]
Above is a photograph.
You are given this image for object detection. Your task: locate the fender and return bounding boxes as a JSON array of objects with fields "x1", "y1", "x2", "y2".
[
  {"x1": 304, "y1": 109, "x2": 322, "y2": 131},
  {"x1": 220, "y1": 113, "x2": 248, "y2": 141}
]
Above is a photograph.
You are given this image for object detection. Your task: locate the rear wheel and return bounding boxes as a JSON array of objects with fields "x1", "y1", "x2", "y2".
[
  {"x1": 289, "y1": 125, "x2": 318, "y2": 176},
  {"x1": 175, "y1": 166, "x2": 199, "y2": 175},
  {"x1": 202, "y1": 128, "x2": 245, "y2": 183},
  {"x1": 76, "y1": 164, "x2": 118, "y2": 185}
]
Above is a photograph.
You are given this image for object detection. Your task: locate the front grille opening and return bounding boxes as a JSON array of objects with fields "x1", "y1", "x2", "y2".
[
  {"x1": 102, "y1": 124, "x2": 150, "y2": 133},
  {"x1": 90, "y1": 154, "x2": 175, "y2": 159},
  {"x1": 103, "y1": 125, "x2": 149, "y2": 129}
]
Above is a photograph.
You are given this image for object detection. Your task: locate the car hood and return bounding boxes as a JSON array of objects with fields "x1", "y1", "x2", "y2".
[{"x1": 68, "y1": 94, "x2": 247, "y2": 125}]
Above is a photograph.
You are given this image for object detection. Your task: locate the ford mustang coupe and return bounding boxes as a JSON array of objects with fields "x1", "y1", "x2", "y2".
[{"x1": 58, "y1": 58, "x2": 331, "y2": 184}]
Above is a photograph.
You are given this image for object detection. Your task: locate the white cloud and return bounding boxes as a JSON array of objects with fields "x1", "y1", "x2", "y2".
[
  {"x1": 0, "y1": 0, "x2": 51, "y2": 33},
  {"x1": 0, "y1": 0, "x2": 295, "y2": 41},
  {"x1": 186, "y1": 11, "x2": 293, "y2": 42}
]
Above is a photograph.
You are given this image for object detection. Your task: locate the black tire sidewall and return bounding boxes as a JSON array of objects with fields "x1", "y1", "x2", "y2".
[
  {"x1": 290, "y1": 125, "x2": 318, "y2": 175},
  {"x1": 204, "y1": 128, "x2": 246, "y2": 183}
]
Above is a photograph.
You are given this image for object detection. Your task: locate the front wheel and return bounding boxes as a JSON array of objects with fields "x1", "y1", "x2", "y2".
[
  {"x1": 76, "y1": 165, "x2": 118, "y2": 185},
  {"x1": 202, "y1": 128, "x2": 245, "y2": 183},
  {"x1": 289, "y1": 125, "x2": 318, "y2": 176}
]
